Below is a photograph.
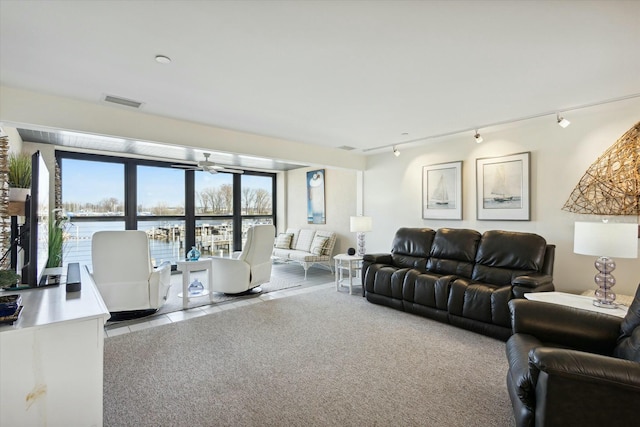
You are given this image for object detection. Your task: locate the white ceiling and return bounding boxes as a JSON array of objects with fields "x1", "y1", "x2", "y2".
[{"x1": 1, "y1": 0, "x2": 639, "y2": 157}]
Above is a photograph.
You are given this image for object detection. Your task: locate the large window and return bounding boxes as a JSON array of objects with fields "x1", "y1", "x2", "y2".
[
  {"x1": 137, "y1": 165, "x2": 185, "y2": 216},
  {"x1": 57, "y1": 152, "x2": 276, "y2": 267},
  {"x1": 62, "y1": 158, "x2": 124, "y2": 216}
]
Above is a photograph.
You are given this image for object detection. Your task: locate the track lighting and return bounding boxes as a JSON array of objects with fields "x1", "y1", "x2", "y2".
[
  {"x1": 393, "y1": 146, "x2": 400, "y2": 157},
  {"x1": 557, "y1": 113, "x2": 570, "y2": 128},
  {"x1": 474, "y1": 130, "x2": 483, "y2": 143}
]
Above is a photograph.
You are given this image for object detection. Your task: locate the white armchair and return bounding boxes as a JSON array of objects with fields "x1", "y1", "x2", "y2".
[
  {"x1": 209, "y1": 224, "x2": 276, "y2": 294},
  {"x1": 91, "y1": 230, "x2": 171, "y2": 314}
]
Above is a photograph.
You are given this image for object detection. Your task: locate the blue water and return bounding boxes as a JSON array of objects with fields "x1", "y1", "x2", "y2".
[{"x1": 60, "y1": 219, "x2": 243, "y2": 268}]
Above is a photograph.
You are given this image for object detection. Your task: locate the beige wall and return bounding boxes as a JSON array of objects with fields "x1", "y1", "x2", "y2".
[
  {"x1": 284, "y1": 167, "x2": 358, "y2": 255},
  {"x1": 364, "y1": 97, "x2": 640, "y2": 296}
]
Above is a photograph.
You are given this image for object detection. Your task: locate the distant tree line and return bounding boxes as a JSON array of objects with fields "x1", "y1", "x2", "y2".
[{"x1": 63, "y1": 186, "x2": 271, "y2": 216}]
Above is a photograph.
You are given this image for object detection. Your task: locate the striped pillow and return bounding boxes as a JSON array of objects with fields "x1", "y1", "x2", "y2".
[
  {"x1": 310, "y1": 236, "x2": 329, "y2": 256},
  {"x1": 274, "y1": 233, "x2": 293, "y2": 249}
]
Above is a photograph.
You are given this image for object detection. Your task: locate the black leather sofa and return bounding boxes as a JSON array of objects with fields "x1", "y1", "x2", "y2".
[
  {"x1": 362, "y1": 227, "x2": 555, "y2": 340},
  {"x1": 506, "y1": 287, "x2": 640, "y2": 427}
]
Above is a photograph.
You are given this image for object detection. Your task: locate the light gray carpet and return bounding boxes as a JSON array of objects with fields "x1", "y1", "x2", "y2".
[{"x1": 104, "y1": 286, "x2": 515, "y2": 426}]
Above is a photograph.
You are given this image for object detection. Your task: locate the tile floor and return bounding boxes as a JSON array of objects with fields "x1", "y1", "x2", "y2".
[{"x1": 104, "y1": 282, "x2": 338, "y2": 337}]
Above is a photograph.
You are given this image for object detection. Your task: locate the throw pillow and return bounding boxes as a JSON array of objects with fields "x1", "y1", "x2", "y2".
[
  {"x1": 310, "y1": 236, "x2": 329, "y2": 256},
  {"x1": 274, "y1": 233, "x2": 293, "y2": 249}
]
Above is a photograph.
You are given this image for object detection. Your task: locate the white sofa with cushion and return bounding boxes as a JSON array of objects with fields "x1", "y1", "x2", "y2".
[{"x1": 272, "y1": 228, "x2": 337, "y2": 279}]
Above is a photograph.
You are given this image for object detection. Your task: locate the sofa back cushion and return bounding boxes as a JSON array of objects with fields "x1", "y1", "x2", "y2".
[
  {"x1": 613, "y1": 284, "x2": 640, "y2": 362},
  {"x1": 427, "y1": 228, "x2": 481, "y2": 277},
  {"x1": 472, "y1": 230, "x2": 547, "y2": 286},
  {"x1": 390, "y1": 228, "x2": 435, "y2": 271},
  {"x1": 294, "y1": 229, "x2": 315, "y2": 252}
]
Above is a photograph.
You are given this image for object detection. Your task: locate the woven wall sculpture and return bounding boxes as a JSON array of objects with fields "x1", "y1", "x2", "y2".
[{"x1": 562, "y1": 121, "x2": 640, "y2": 215}]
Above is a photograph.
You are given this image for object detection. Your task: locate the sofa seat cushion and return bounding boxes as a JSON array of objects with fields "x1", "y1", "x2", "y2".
[
  {"x1": 363, "y1": 264, "x2": 408, "y2": 300},
  {"x1": 272, "y1": 248, "x2": 293, "y2": 259},
  {"x1": 402, "y1": 271, "x2": 453, "y2": 311},
  {"x1": 449, "y1": 279, "x2": 513, "y2": 327},
  {"x1": 287, "y1": 249, "x2": 330, "y2": 263}
]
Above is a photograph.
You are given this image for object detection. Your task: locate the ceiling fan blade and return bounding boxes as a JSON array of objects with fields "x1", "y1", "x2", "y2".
[
  {"x1": 171, "y1": 164, "x2": 198, "y2": 170},
  {"x1": 218, "y1": 168, "x2": 244, "y2": 174}
]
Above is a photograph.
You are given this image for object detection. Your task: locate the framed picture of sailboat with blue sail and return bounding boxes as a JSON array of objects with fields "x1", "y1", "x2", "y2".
[
  {"x1": 476, "y1": 152, "x2": 530, "y2": 220},
  {"x1": 422, "y1": 161, "x2": 462, "y2": 220}
]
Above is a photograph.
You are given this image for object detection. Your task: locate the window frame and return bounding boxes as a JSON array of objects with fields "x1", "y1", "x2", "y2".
[{"x1": 56, "y1": 150, "x2": 277, "y2": 256}]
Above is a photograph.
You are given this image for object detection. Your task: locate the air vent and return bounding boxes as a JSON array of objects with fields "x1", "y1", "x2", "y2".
[
  {"x1": 104, "y1": 95, "x2": 143, "y2": 109},
  {"x1": 338, "y1": 145, "x2": 356, "y2": 151}
]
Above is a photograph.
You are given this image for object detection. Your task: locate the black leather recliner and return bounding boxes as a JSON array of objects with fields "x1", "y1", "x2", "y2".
[{"x1": 505, "y1": 286, "x2": 640, "y2": 427}]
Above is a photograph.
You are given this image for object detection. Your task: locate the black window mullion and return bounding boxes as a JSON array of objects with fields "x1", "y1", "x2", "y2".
[
  {"x1": 184, "y1": 170, "x2": 195, "y2": 257},
  {"x1": 124, "y1": 161, "x2": 137, "y2": 230},
  {"x1": 232, "y1": 173, "x2": 242, "y2": 252}
]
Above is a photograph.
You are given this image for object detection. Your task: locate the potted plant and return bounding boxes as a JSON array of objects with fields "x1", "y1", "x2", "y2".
[
  {"x1": 47, "y1": 215, "x2": 68, "y2": 268},
  {"x1": 0, "y1": 269, "x2": 21, "y2": 288},
  {"x1": 8, "y1": 152, "x2": 32, "y2": 202}
]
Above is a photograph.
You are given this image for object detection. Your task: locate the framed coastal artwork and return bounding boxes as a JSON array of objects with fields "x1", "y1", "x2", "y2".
[
  {"x1": 307, "y1": 169, "x2": 326, "y2": 224},
  {"x1": 476, "y1": 152, "x2": 530, "y2": 220},
  {"x1": 422, "y1": 161, "x2": 462, "y2": 220}
]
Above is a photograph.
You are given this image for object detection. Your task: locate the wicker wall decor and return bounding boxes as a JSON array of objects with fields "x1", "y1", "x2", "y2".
[
  {"x1": 0, "y1": 136, "x2": 10, "y2": 269},
  {"x1": 562, "y1": 121, "x2": 640, "y2": 215}
]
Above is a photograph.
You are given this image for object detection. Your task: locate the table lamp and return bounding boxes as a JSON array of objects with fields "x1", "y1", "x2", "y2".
[
  {"x1": 574, "y1": 221, "x2": 638, "y2": 308},
  {"x1": 350, "y1": 216, "x2": 372, "y2": 256}
]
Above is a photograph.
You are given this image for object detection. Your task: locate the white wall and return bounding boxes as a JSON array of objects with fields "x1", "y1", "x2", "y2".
[
  {"x1": 285, "y1": 167, "x2": 358, "y2": 255},
  {"x1": 0, "y1": 86, "x2": 366, "y2": 171},
  {"x1": 364, "y1": 98, "x2": 640, "y2": 296}
]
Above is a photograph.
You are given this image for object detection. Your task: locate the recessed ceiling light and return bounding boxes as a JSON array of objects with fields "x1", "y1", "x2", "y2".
[
  {"x1": 155, "y1": 55, "x2": 171, "y2": 64},
  {"x1": 401, "y1": 132, "x2": 409, "y2": 136}
]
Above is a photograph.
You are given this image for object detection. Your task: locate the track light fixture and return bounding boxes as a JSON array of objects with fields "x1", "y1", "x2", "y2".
[
  {"x1": 393, "y1": 146, "x2": 400, "y2": 157},
  {"x1": 557, "y1": 113, "x2": 570, "y2": 128},
  {"x1": 474, "y1": 130, "x2": 483, "y2": 143}
]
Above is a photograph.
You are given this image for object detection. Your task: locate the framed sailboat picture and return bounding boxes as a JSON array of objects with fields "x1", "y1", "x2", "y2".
[
  {"x1": 476, "y1": 152, "x2": 530, "y2": 220},
  {"x1": 422, "y1": 161, "x2": 462, "y2": 220}
]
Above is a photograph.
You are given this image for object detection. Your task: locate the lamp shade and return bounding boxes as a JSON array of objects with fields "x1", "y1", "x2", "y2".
[
  {"x1": 574, "y1": 221, "x2": 638, "y2": 258},
  {"x1": 350, "y1": 216, "x2": 372, "y2": 233}
]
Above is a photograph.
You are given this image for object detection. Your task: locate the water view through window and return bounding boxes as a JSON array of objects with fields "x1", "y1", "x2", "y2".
[{"x1": 58, "y1": 154, "x2": 275, "y2": 269}]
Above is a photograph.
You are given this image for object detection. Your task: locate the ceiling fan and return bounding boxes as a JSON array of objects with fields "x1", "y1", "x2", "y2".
[{"x1": 171, "y1": 153, "x2": 244, "y2": 174}]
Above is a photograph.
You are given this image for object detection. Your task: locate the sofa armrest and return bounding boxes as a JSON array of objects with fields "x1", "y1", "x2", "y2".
[
  {"x1": 363, "y1": 253, "x2": 392, "y2": 264},
  {"x1": 531, "y1": 347, "x2": 640, "y2": 387},
  {"x1": 511, "y1": 274, "x2": 554, "y2": 298},
  {"x1": 509, "y1": 299, "x2": 622, "y2": 354},
  {"x1": 512, "y1": 273, "x2": 553, "y2": 289},
  {"x1": 529, "y1": 347, "x2": 640, "y2": 425}
]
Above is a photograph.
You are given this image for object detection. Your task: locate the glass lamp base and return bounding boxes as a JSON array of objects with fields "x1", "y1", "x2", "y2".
[{"x1": 593, "y1": 300, "x2": 620, "y2": 309}]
